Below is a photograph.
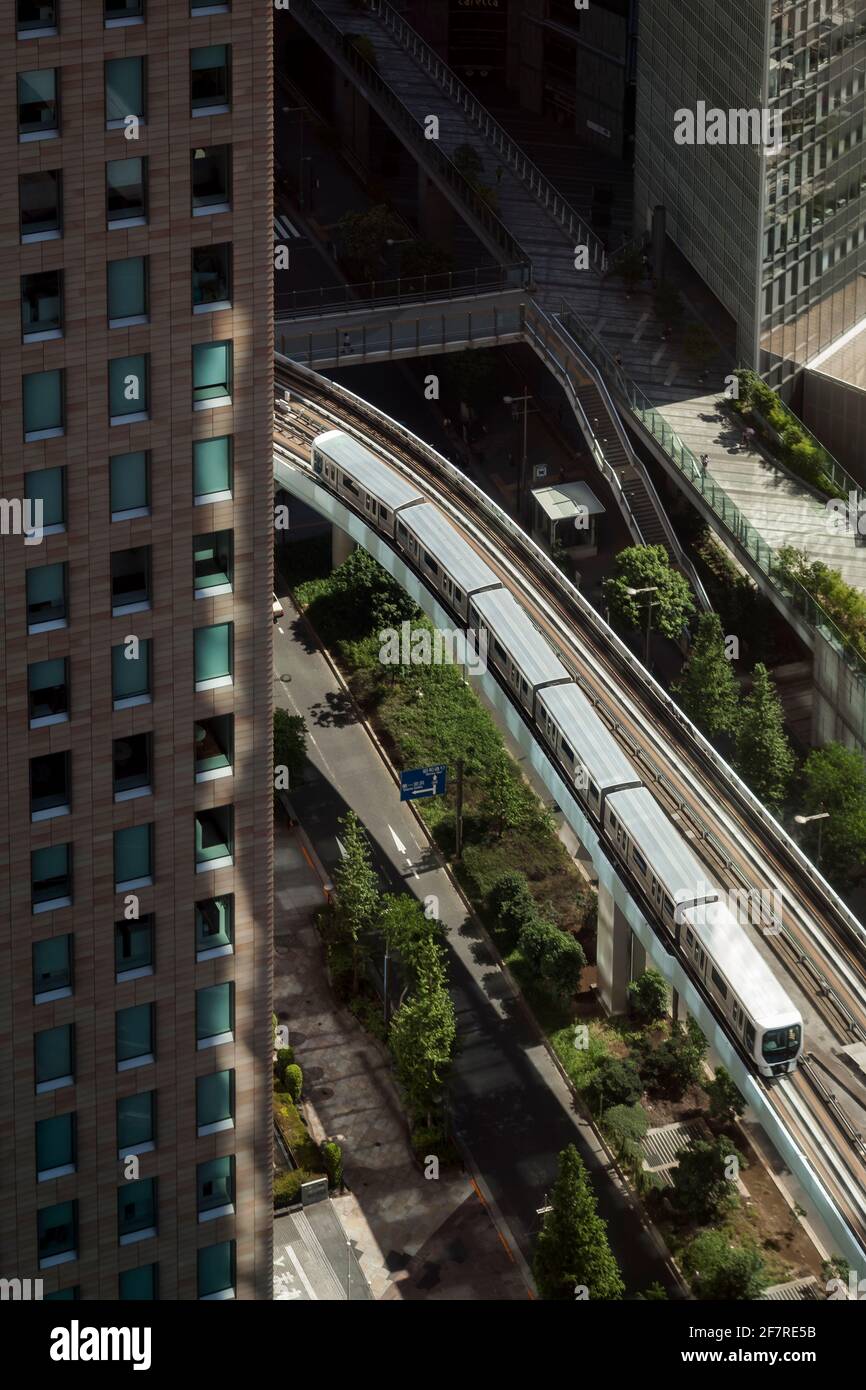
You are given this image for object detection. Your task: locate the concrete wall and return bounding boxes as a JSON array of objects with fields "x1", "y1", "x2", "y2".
[{"x1": 803, "y1": 369, "x2": 866, "y2": 490}]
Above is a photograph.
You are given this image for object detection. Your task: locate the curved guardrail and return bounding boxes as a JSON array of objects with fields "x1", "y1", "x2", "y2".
[{"x1": 274, "y1": 350, "x2": 866, "y2": 961}]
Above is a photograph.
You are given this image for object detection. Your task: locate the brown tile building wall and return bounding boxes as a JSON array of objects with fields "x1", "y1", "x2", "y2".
[{"x1": 0, "y1": 2, "x2": 274, "y2": 1299}]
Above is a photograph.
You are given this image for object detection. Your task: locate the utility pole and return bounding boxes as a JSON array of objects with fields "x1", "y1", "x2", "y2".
[
  {"x1": 454, "y1": 757, "x2": 464, "y2": 861},
  {"x1": 383, "y1": 939, "x2": 390, "y2": 1029}
]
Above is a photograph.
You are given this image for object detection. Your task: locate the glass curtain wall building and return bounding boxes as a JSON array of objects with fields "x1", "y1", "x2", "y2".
[{"x1": 635, "y1": 0, "x2": 866, "y2": 398}]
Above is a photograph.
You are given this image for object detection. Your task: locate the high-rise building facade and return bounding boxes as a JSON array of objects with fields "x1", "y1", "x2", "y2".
[
  {"x1": 0, "y1": 0, "x2": 274, "y2": 1300},
  {"x1": 635, "y1": 0, "x2": 866, "y2": 398}
]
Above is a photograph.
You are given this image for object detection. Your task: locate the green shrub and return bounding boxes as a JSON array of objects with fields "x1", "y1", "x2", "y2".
[
  {"x1": 602, "y1": 1102, "x2": 649, "y2": 1164},
  {"x1": 284, "y1": 1064, "x2": 303, "y2": 1103},
  {"x1": 348, "y1": 993, "x2": 388, "y2": 1042},
  {"x1": 273, "y1": 1171, "x2": 306, "y2": 1209},
  {"x1": 321, "y1": 1141, "x2": 344, "y2": 1190},
  {"x1": 275, "y1": 1047, "x2": 295, "y2": 1086},
  {"x1": 585, "y1": 1055, "x2": 643, "y2": 1115}
]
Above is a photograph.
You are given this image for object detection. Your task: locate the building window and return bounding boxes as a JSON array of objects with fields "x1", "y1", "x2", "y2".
[
  {"x1": 192, "y1": 1, "x2": 230, "y2": 14},
  {"x1": 196, "y1": 982, "x2": 234, "y2": 1049},
  {"x1": 19, "y1": 69, "x2": 59, "y2": 140},
  {"x1": 198, "y1": 1241, "x2": 235, "y2": 1300},
  {"x1": 111, "y1": 546, "x2": 151, "y2": 615},
  {"x1": 192, "y1": 243, "x2": 231, "y2": 311},
  {"x1": 113, "y1": 733, "x2": 153, "y2": 801},
  {"x1": 108, "y1": 257, "x2": 148, "y2": 327},
  {"x1": 118, "y1": 1178, "x2": 157, "y2": 1245},
  {"x1": 25, "y1": 466, "x2": 66, "y2": 534},
  {"x1": 191, "y1": 145, "x2": 231, "y2": 215},
  {"x1": 33, "y1": 934, "x2": 73, "y2": 1002},
  {"x1": 38, "y1": 1201, "x2": 78, "y2": 1269},
  {"x1": 194, "y1": 715, "x2": 233, "y2": 782},
  {"x1": 26, "y1": 561, "x2": 67, "y2": 632},
  {"x1": 22, "y1": 269, "x2": 63, "y2": 341},
  {"x1": 192, "y1": 341, "x2": 232, "y2": 409},
  {"x1": 194, "y1": 622, "x2": 232, "y2": 690},
  {"x1": 109, "y1": 353, "x2": 149, "y2": 425},
  {"x1": 194, "y1": 435, "x2": 232, "y2": 503},
  {"x1": 35, "y1": 1024, "x2": 74, "y2": 1093},
  {"x1": 106, "y1": 57, "x2": 146, "y2": 129},
  {"x1": 117, "y1": 1091, "x2": 155, "y2": 1157},
  {"x1": 119, "y1": 1265, "x2": 157, "y2": 1300},
  {"x1": 106, "y1": 0, "x2": 144, "y2": 22},
  {"x1": 107, "y1": 157, "x2": 147, "y2": 228},
  {"x1": 30, "y1": 750, "x2": 71, "y2": 821},
  {"x1": 196, "y1": 1069, "x2": 234, "y2": 1135},
  {"x1": 191, "y1": 46, "x2": 230, "y2": 116},
  {"x1": 195, "y1": 895, "x2": 234, "y2": 959},
  {"x1": 31, "y1": 843, "x2": 72, "y2": 913},
  {"x1": 116, "y1": 1002, "x2": 155, "y2": 1071},
  {"x1": 194, "y1": 530, "x2": 233, "y2": 597},
  {"x1": 197, "y1": 1156, "x2": 234, "y2": 1221},
  {"x1": 36, "y1": 1114, "x2": 76, "y2": 1181},
  {"x1": 112, "y1": 638, "x2": 151, "y2": 707},
  {"x1": 114, "y1": 824, "x2": 153, "y2": 891},
  {"x1": 18, "y1": 2, "x2": 58, "y2": 39},
  {"x1": 20, "y1": 169, "x2": 62, "y2": 241},
  {"x1": 110, "y1": 450, "x2": 150, "y2": 519},
  {"x1": 195, "y1": 806, "x2": 234, "y2": 873},
  {"x1": 29, "y1": 658, "x2": 69, "y2": 727},
  {"x1": 23, "y1": 368, "x2": 64, "y2": 441}
]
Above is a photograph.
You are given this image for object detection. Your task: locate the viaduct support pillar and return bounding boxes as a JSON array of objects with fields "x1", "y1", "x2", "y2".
[
  {"x1": 596, "y1": 883, "x2": 631, "y2": 1015},
  {"x1": 331, "y1": 524, "x2": 355, "y2": 570},
  {"x1": 417, "y1": 170, "x2": 455, "y2": 254}
]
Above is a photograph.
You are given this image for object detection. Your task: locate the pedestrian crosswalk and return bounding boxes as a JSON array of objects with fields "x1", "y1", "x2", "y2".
[{"x1": 273, "y1": 213, "x2": 302, "y2": 242}]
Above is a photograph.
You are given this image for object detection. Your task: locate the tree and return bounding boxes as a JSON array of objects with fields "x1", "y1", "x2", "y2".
[
  {"x1": 800, "y1": 742, "x2": 866, "y2": 884},
  {"x1": 585, "y1": 1055, "x2": 643, "y2": 1116},
  {"x1": 274, "y1": 709, "x2": 307, "y2": 788},
  {"x1": 284, "y1": 1064, "x2": 303, "y2": 1103},
  {"x1": 603, "y1": 1102, "x2": 649, "y2": 1164},
  {"x1": 332, "y1": 810, "x2": 381, "y2": 993},
  {"x1": 635, "y1": 1282, "x2": 668, "y2": 1300},
  {"x1": 735, "y1": 663, "x2": 795, "y2": 810},
  {"x1": 389, "y1": 947, "x2": 456, "y2": 1128},
  {"x1": 453, "y1": 142, "x2": 483, "y2": 181},
  {"x1": 640, "y1": 1020, "x2": 706, "y2": 1100},
  {"x1": 627, "y1": 968, "x2": 668, "y2": 1025},
  {"x1": 322, "y1": 1141, "x2": 344, "y2": 1191},
  {"x1": 481, "y1": 752, "x2": 529, "y2": 837},
  {"x1": 602, "y1": 545, "x2": 695, "y2": 644},
  {"x1": 379, "y1": 893, "x2": 446, "y2": 1004},
  {"x1": 672, "y1": 612, "x2": 740, "y2": 739},
  {"x1": 704, "y1": 1066, "x2": 746, "y2": 1125},
  {"x1": 539, "y1": 929, "x2": 587, "y2": 1000},
  {"x1": 671, "y1": 1135, "x2": 743, "y2": 1223},
  {"x1": 335, "y1": 203, "x2": 403, "y2": 279},
  {"x1": 533, "y1": 1145, "x2": 625, "y2": 1300},
  {"x1": 489, "y1": 872, "x2": 537, "y2": 936},
  {"x1": 330, "y1": 546, "x2": 418, "y2": 633},
  {"x1": 683, "y1": 1230, "x2": 767, "y2": 1300}
]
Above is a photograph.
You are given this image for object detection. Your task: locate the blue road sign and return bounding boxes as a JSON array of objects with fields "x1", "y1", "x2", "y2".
[{"x1": 400, "y1": 764, "x2": 447, "y2": 802}]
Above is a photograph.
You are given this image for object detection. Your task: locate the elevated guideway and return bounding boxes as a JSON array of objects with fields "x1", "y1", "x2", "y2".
[
  {"x1": 272, "y1": 354, "x2": 866, "y2": 1273},
  {"x1": 287, "y1": 0, "x2": 866, "y2": 750}
]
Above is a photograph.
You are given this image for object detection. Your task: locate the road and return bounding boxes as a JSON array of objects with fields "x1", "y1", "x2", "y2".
[{"x1": 274, "y1": 591, "x2": 676, "y2": 1295}]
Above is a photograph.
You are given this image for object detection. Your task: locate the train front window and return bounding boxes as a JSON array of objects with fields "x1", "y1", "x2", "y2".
[{"x1": 762, "y1": 1025, "x2": 801, "y2": 1060}]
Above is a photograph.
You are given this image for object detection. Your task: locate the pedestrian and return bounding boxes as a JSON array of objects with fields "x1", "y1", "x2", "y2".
[
  {"x1": 742, "y1": 425, "x2": 756, "y2": 448},
  {"x1": 342, "y1": 332, "x2": 352, "y2": 353},
  {"x1": 700, "y1": 452, "x2": 709, "y2": 472}
]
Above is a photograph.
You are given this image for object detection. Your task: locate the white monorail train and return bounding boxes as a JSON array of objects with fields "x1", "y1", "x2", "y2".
[{"x1": 310, "y1": 428, "x2": 804, "y2": 1076}]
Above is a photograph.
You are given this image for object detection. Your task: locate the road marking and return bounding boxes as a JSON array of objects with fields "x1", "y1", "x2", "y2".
[
  {"x1": 274, "y1": 214, "x2": 302, "y2": 241},
  {"x1": 335, "y1": 836, "x2": 347, "y2": 860},
  {"x1": 631, "y1": 312, "x2": 649, "y2": 343},
  {"x1": 388, "y1": 825, "x2": 407, "y2": 856}
]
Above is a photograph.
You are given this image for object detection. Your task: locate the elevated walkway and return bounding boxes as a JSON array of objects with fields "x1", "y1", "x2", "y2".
[{"x1": 289, "y1": 0, "x2": 866, "y2": 746}]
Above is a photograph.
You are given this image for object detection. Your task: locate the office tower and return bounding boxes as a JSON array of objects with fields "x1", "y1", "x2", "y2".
[
  {"x1": 634, "y1": 0, "x2": 866, "y2": 397},
  {"x1": 0, "y1": 0, "x2": 274, "y2": 1300}
]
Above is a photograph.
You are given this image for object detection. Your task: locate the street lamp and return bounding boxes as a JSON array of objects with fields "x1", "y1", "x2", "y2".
[
  {"x1": 503, "y1": 388, "x2": 533, "y2": 522},
  {"x1": 385, "y1": 236, "x2": 414, "y2": 290},
  {"x1": 794, "y1": 811, "x2": 830, "y2": 868},
  {"x1": 625, "y1": 585, "x2": 658, "y2": 667}
]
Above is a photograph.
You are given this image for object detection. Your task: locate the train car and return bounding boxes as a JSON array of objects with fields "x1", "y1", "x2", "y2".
[
  {"x1": 469, "y1": 588, "x2": 571, "y2": 719},
  {"x1": 536, "y1": 681, "x2": 642, "y2": 816},
  {"x1": 604, "y1": 784, "x2": 718, "y2": 931},
  {"x1": 395, "y1": 502, "x2": 501, "y2": 621},
  {"x1": 311, "y1": 429, "x2": 424, "y2": 538},
  {"x1": 681, "y1": 899, "x2": 803, "y2": 1076}
]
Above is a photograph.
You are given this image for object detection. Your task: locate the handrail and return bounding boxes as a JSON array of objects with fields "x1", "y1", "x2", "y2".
[
  {"x1": 364, "y1": 0, "x2": 609, "y2": 272},
  {"x1": 555, "y1": 303, "x2": 866, "y2": 680},
  {"x1": 290, "y1": 0, "x2": 532, "y2": 276},
  {"x1": 537, "y1": 304, "x2": 712, "y2": 610},
  {"x1": 273, "y1": 351, "x2": 866, "y2": 956},
  {"x1": 274, "y1": 263, "x2": 529, "y2": 318}
]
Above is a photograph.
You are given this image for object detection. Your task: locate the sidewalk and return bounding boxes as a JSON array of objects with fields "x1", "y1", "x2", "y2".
[{"x1": 273, "y1": 816, "x2": 528, "y2": 1300}]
